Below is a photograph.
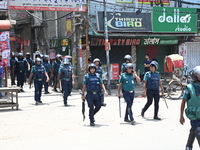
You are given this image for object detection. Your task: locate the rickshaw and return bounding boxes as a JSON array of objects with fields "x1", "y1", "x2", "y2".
[{"x1": 161, "y1": 54, "x2": 186, "y2": 99}]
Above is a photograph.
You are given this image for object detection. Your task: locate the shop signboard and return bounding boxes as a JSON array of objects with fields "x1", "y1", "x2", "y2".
[
  {"x1": 141, "y1": 36, "x2": 178, "y2": 45},
  {"x1": 0, "y1": 0, "x2": 8, "y2": 10},
  {"x1": 91, "y1": 38, "x2": 141, "y2": 46},
  {"x1": 9, "y1": 0, "x2": 86, "y2": 12},
  {"x1": 116, "y1": 0, "x2": 132, "y2": 3},
  {"x1": 0, "y1": 31, "x2": 10, "y2": 66},
  {"x1": 152, "y1": 7, "x2": 197, "y2": 33},
  {"x1": 138, "y1": 0, "x2": 170, "y2": 5},
  {"x1": 97, "y1": 12, "x2": 152, "y2": 32}
]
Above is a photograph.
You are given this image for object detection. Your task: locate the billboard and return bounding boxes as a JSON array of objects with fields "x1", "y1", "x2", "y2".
[
  {"x1": 138, "y1": 0, "x2": 170, "y2": 5},
  {"x1": 152, "y1": 7, "x2": 197, "y2": 33},
  {"x1": 9, "y1": 0, "x2": 86, "y2": 12},
  {"x1": 0, "y1": 31, "x2": 10, "y2": 66},
  {"x1": 0, "y1": 0, "x2": 8, "y2": 10},
  {"x1": 97, "y1": 12, "x2": 152, "y2": 32}
]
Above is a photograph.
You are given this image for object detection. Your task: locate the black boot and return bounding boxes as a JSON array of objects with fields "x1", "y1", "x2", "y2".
[{"x1": 141, "y1": 109, "x2": 145, "y2": 117}]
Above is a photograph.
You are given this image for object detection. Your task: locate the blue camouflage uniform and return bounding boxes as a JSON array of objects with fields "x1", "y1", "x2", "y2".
[
  {"x1": 83, "y1": 73, "x2": 103, "y2": 123},
  {"x1": 58, "y1": 64, "x2": 73, "y2": 105},
  {"x1": 43, "y1": 61, "x2": 51, "y2": 93},
  {"x1": 119, "y1": 72, "x2": 136, "y2": 121},
  {"x1": 15, "y1": 58, "x2": 27, "y2": 88},
  {"x1": 31, "y1": 64, "x2": 46, "y2": 102},
  {"x1": 10, "y1": 57, "x2": 17, "y2": 85}
]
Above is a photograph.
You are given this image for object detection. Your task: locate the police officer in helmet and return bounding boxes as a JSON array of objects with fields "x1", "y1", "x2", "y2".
[
  {"x1": 13, "y1": 53, "x2": 30, "y2": 92},
  {"x1": 25, "y1": 52, "x2": 34, "y2": 83},
  {"x1": 43, "y1": 55, "x2": 51, "y2": 94},
  {"x1": 141, "y1": 61, "x2": 164, "y2": 120},
  {"x1": 180, "y1": 66, "x2": 200, "y2": 149},
  {"x1": 28, "y1": 58, "x2": 49, "y2": 105},
  {"x1": 10, "y1": 52, "x2": 17, "y2": 85},
  {"x1": 93, "y1": 58, "x2": 106, "y2": 106},
  {"x1": 120, "y1": 54, "x2": 132, "y2": 74},
  {"x1": 118, "y1": 63, "x2": 140, "y2": 125},
  {"x1": 51, "y1": 54, "x2": 62, "y2": 92},
  {"x1": 57, "y1": 57, "x2": 75, "y2": 106},
  {"x1": 81, "y1": 63, "x2": 108, "y2": 126}
]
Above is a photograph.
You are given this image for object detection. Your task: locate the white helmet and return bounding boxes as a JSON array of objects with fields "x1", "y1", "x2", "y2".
[
  {"x1": 63, "y1": 58, "x2": 70, "y2": 64},
  {"x1": 124, "y1": 55, "x2": 132, "y2": 60},
  {"x1": 93, "y1": 58, "x2": 100, "y2": 63},
  {"x1": 190, "y1": 66, "x2": 200, "y2": 82}
]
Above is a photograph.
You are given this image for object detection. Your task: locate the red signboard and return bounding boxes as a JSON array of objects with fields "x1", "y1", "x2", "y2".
[
  {"x1": 138, "y1": 0, "x2": 170, "y2": 4},
  {"x1": 112, "y1": 64, "x2": 119, "y2": 80}
]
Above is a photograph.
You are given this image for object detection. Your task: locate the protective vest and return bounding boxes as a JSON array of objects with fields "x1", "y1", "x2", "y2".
[
  {"x1": 54, "y1": 60, "x2": 61, "y2": 73},
  {"x1": 96, "y1": 66, "x2": 103, "y2": 78},
  {"x1": 43, "y1": 62, "x2": 51, "y2": 73},
  {"x1": 62, "y1": 66, "x2": 72, "y2": 79},
  {"x1": 86, "y1": 73, "x2": 101, "y2": 92},
  {"x1": 146, "y1": 71, "x2": 159, "y2": 90},
  {"x1": 185, "y1": 83, "x2": 200, "y2": 120},
  {"x1": 33, "y1": 65, "x2": 45, "y2": 80},
  {"x1": 10, "y1": 58, "x2": 17, "y2": 69},
  {"x1": 16, "y1": 59, "x2": 26, "y2": 71}
]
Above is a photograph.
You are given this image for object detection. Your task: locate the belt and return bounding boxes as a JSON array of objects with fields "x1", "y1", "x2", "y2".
[
  {"x1": 124, "y1": 90, "x2": 134, "y2": 93},
  {"x1": 87, "y1": 91, "x2": 100, "y2": 94},
  {"x1": 35, "y1": 79, "x2": 43, "y2": 81},
  {"x1": 62, "y1": 79, "x2": 70, "y2": 81}
]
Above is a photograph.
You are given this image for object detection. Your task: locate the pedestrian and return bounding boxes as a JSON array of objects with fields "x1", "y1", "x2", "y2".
[
  {"x1": 180, "y1": 66, "x2": 200, "y2": 149},
  {"x1": 57, "y1": 57, "x2": 75, "y2": 106},
  {"x1": 28, "y1": 58, "x2": 49, "y2": 105},
  {"x1": 13, "y1": 53, "x2": 30, "y2": 92},
  {"x1": 141, "y1": 61, "x2": 164, "y2": 120},
  {"x1": 81, "y1": 63, "x2": 108, "y2": 126},
  {"x1": 93, "y1": 58, "x2": 106, "y2": 106},
  {"x1": 118, "y1": 63, "x2": 141, "y2": 125},
  {"x1": 0, "y1": 53, "x2": 6, "y2": 98},
  {"x1": 10, "y1": 52, "x2": 17, "y2": 85},
  {"x1": 143, "y1": 54, "x2": 152, "y2": 74},
  {"x1": 120, "y1": 54, "x2": 132, "y2": 74},
  {"x1": 43, "y1": 55, "x2": 51, "y2": 94},
  {"x1": 51, "y1": 54, "x2": 62, "y2": 92},
  {"x1": 24, "y1": 52, "x2": 34, "y2": 83}
]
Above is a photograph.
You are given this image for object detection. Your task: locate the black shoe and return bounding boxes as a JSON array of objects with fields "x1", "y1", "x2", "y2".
[
  {"x1": 38, "y1": 101, "x2": 43, "y2": 103},
  {"x1": 64, "y1": 104, "x2": 68, "y2": 107},
  {"x1": 101, "y1": 103, "x2": 107, "y2": 106},
  {"x1": 20, "y1": 89, "x2": 25, "y2": 92},
  {"x1": 124, "y1": 119, "x2": 131, "y2": 122},
  {"x1": 131, "y1": 120, "x2": 136, "y2": 125},
  {"x1": 44, "y1": 91, "x2": 50, "y2": 94},
  {"x1": 90, "y1": 122, "x2": 95, "y2": 126},
  {"x1": 35, "y1": 101, "x2": 38, "y2": 105},
  {"x1": 154, "y1": 116, "x2": 161, "y2": 120},
  {"x1": 141, "y1": 109, "x2": 145, "y2": 117}
]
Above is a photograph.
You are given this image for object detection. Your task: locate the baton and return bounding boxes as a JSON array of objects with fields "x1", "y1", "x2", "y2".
[
  {"x1": 163, "y1": 95, "x2": 168, "y2": 109},
  {"x1": 119, "y1": 97, "x2": 121, "y2": 118},
  {"x1": 79, "y1": 89, "x2": 86, "y2": 121}
]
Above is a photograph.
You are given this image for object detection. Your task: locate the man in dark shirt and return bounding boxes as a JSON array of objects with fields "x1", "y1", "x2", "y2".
[{"x1": 143, "y1": 54, "x2": 152, "y2": 73}]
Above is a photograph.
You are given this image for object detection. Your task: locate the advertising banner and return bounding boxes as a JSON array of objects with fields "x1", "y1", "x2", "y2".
[
  {"x1": 152, "y1": 7, "x2": 197, "y2": 33},
  {"x1": 0, "y1": 0, "x2": 8, "y2": 10},
  {"x1": 0, "y1": 31, "x2": 10, "y2": 66},
  {"x1": 138, "y1": 0, "x2": 170, "y2": 5},
  {"x1": 66, "y1": 14, "x2": 72, "y2": 35},
  {"x1": 97, "y1": 12, "x2": 152, "y2": 32},
  {"x1": 179, "y1": 44, "x2": 187, "y2": 65},
  {"x1": 141, "y1": 36, "x2": 178, "y2": 45},
  {"x1": 9, "y1": 0, "x2": 86, "y2": 12},
  {"x1": 116, "y1": 0, "x2": 132, "y2": 3}
]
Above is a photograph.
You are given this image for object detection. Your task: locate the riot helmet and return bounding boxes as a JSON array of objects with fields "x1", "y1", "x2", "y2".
[
  {"x1": 88, "y1": 63, "x2": 96, "y2": 72},
  {"x1": 63, "y1": 57, "x2": 70, "y2": 65},
  {"x1": 124, "y1": 55, "x2": 132, "y2": 60},
  {"x1": 150, "y1": 61, "x2": 159, "y2": 70},
  {"x1": 190, "y1": 66, "x2": 200, "y2": 82},
  {"x1": 125, "y1": 63, "x2": 135, "y2": 70}
]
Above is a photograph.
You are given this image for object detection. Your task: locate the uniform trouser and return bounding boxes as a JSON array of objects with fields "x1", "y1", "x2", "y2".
[
  {"x1": 0, "y1": 77, "x2": 3, "y2": 96},
  {"x1": 143, "y1": 90, "x2": 160, "y2": 117},
  {"x1": 17, "y1": 71, "x2": 25, "y2": 88},
  {"x1": 10, "y1": 71, "x2": 16, "y2": 85},
  {"x1": 62, "y1": 80, "x2": 72, "y2": 104},
  {"x1": 53, "y1": 73, "x2": 58, "y2": 90},
  {"x1": 123, "y1": 92, "x2": 134, "y2": 121},
  {"x1": 86, "y1": 93, "x2": 101, "y2": 123},
  {"x1": 34, "y1": 80, "x2": 43, "y2": 102},
  {"x1": 43, "y1": 73, "x2": 50, "y2": 92},
  {"x1": 186, "y1": 128, "x2": 195, "y2": 149}
]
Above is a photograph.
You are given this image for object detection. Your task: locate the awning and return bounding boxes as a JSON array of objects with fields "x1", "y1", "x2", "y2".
[{"x1": 0, "y1": 20, "x2": 11, "y2": 30}]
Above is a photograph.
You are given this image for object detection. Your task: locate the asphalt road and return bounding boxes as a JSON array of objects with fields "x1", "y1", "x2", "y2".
[{"x1": 0, "y1": 84, "x2": 199, "y2": 150}]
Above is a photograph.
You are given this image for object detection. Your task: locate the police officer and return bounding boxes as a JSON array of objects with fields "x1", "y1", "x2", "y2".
[
  {"x1": 43, "y1": 55, "x2": 51, "y2": 94},
  {"x1": 120, "y1": 55, "x2": 132, "y2": 74},
  {"x1": 10, "y1": 52, "x2": 17, "y2": 85},
  {"x1": 180, "y1": 66, "x2": 200, "y2": 149},
  {"x1": 93, "y1": 58, "x2": 106, "y2": 106},
  {"x1": 118, "y1": 63, "x2": 140, "y2": 125},
  {"x1": 25, "y1": 52, "x2": 34, "y2": 83},
  {"x1": 51, "y1": 54, "x2": 62, "y2": 92},
  {"x1": 13, "y1": 53, "x2": 30, "y2": 92},
  {"x1": 81, "y1": 63, "x2": 108, "y2": 126},
  {"x1": 28, "y1": 58, "x2": 49, "y2": 105},
  {"x1": 141, "y1": 61, "x2": 164, "y2": 120},
  {"x1": 57, "y1": 58, "x2": 75, "y2": 106}
]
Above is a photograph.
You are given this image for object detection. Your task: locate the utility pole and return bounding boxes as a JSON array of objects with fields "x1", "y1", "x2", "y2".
[
  {"x1": 104, "y1": 0, "x2": 111, "y2": 95},
  {"x1": 85, "y1": 0, "x2": 89, "y2": 71}
]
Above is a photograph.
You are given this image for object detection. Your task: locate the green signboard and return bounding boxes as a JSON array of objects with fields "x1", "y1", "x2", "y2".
[
  {"x1": 141, "y1": 36, "x2": 179, "y2": 45},
  {"x1": 152, "y1": 7, "x2": 197, "y2": 33}
]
